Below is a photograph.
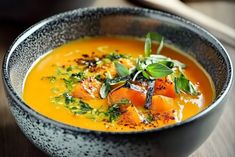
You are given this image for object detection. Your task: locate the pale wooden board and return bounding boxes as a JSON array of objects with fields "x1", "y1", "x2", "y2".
[{"x1": 0, "y1": 0, "x2": 234, "y2": 156}]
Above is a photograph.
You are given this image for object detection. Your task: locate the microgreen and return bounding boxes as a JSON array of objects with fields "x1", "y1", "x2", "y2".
[{"x1": 63, "y1": 78, "x2": 74, "y2": 91}]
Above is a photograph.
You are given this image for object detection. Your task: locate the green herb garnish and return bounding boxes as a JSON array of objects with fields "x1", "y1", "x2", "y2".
[
  {"x1": 144, "y1": 32, "x2": 165, "y2": 56},
  {"x1": 63, "y1": 78, "x2": 74, "y2": 91},
  {"x1": 100, "y1": 78, "x2": 111, "y2": 99},
  {"x1": 174, "y1": 73, "x2": 199, "y2": 96},
  {"x1": 114, "y1": 61, "x2": 130, "y2": 77},
  {"x1": 70, "y1": 72, "x2": 85, "y2": 82},
  {"x1": 41, "y1": 76, "x2": 56, "y2": 83},
  {"x1": 76, "y1": 100, "x2": 93, "y2": 114},
  {"x1": 106, "y1": 52, "x2": 126, "y2": 61},
  {"x1": 146, "y1": 63, "x2": 173, "y2": 79},
  {"x1": 105, "y1": 99, "x2": 131, "y2": 122},
  {"x1": 63, "y1": 92, "x2": 74, "y2": 104},
  {"x1": 95, "y1": 75, "x2": 102, "y2": 81},
  {"x1": 144, "y1": 33, "x2": 152, "y2": 57}
]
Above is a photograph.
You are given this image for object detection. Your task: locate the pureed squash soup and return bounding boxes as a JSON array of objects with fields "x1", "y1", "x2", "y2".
[{"x1": 23, "y1": 33, "x2": 215, "y2": 132}]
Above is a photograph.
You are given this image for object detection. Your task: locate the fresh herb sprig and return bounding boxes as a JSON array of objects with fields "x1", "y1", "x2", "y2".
[
  {"x1": 174, "y1": 72, "x2": 199, "y2": 96},
  {"x1": 133, "y1": 32, "x2": 174, "y2": 80}
]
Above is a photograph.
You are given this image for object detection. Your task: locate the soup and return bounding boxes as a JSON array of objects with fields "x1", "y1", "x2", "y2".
[{"x1": 23, "y1": 34, "x2": 215, "y2": 132}]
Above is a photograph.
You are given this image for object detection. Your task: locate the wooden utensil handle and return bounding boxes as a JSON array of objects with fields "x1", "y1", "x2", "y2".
[{"x1": 139, "y1": 0, "x2": 235, "y2": 46}]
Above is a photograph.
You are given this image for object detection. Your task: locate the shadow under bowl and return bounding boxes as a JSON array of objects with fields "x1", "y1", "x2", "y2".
[{"x1": 2, "y1": 7, "x2": 233, "y2": 157}]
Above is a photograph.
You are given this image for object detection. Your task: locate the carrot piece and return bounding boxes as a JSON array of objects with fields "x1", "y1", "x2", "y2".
[
  {"x1": 108, "y1": 88, "x2": 146, "y2": 107},
  {"x1": 72, "y1": 83, "x2": 93, "y2": 99},
  {"x1": 151, "y1": 95, "x2": 175, "y2": 113},
  {"x1": 72, "y1": 77, "x2": 101, "y2": 99},
  {"x1": 118, "y1": 105, "x2": 142, "y2": 125},
  {"x1": 154, "y1": 78, "x2": 176, "y2": 98}
]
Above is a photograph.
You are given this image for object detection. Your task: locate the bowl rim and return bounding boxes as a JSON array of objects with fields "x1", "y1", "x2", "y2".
[{"x1": 2, "y1": 7, "x2": 233, "y2": 135}]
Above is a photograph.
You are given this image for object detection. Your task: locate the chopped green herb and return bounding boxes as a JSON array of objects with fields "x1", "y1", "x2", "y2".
[
  {"x1": 146, "y1": 113, "x2": 154, "y2": 123},
  {"x1": 63, "y1": 93, "x2": 74, "y2": 104},
  {"x1": 105, "y1": 99, "x2": 131, "y2": 122},
  {"x1": 70, "y1": 72, "x2": 85, "y2": 82},
  {"x1": 106, "y1": 52, "x2": 126, "y2": 61},
  {"x1": 95, "y1": 75, "x2": 102, "y2": 81},
  {"x1": 75, "y1": 100, "x2": 93, "y2": 114},
  {"x1": 106, "y1": 104, "x2": 121, "y2": 122},
  {"x1": 63, "y1": 78, "x2": 74, "y2": 91},
  {"x1": 66, "y1": 66, "x2": 73, "y2": 72},
  {"x1": 41, "y1": 76, "x2": 56, "y2": 83}
]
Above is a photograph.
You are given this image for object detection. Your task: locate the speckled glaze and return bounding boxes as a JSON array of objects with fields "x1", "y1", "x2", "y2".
[{"x1": 2, "y1": 8, "x2": 233, "y2": 157}]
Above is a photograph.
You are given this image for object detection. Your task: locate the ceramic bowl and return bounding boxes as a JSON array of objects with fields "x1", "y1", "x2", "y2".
[{"x1": 2, "y1": 7, "x2": 233, "y2": 157}]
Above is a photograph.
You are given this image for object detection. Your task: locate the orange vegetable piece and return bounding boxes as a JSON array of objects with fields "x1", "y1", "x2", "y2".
[
  {"x1": 118, "y1": 105, "x2": 142, "y2": 125},
  {"x1": 154, "y1": 78, "x2": 176, "y2": 98},
  {"x1": 72, "y1": 83, "x2": 93, "y2": 99},
  {"x1": 72, "y1": 77, "x2": 101, "y2": 99},
  {"x1": 151, "y1": 95, "x2": 175, "y2": 113},
  {"x1": 108, "y1": 88, "x2": 146, "y2": 107}
]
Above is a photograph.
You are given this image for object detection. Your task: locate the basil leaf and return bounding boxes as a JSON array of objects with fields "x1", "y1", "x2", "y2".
[
  {"x1": 100, "y1": 79, "x2": 111, "y2": 99},
  {"x1": 157, "y1": 37, "x2": 164, "y2": 54},
  {"x1": 174, "y1": 74, "x2": 198, "y2": 96},
  {"x1": 159, "y1": 60, "x2": 174, "y2": 68},
  {"x1": 142, "y1": 70, "x2": 150, "y2": 79},
  {"x1": 144, "y1": 33, "x2": 152, "y2": 57},
  {"x1": 109, "y1": 76, "x2": 129, "y2": 85},
  {"x1": 148, "y1": 32, "x2": 163, "y2": 42},
  {"x1": 172, "y1": 60, "x2": 186, "y2": 69},
  {"x1": 146, "y1": 63, "x2": 173, "y2": 78},
  {"x1": 114, "y1": 61, "x2": 130, "y2": 77}
]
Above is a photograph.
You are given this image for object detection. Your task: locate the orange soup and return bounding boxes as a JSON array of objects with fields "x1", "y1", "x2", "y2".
[{"x1": 23, "y1": 34, "x2": 215, "y2": 132}]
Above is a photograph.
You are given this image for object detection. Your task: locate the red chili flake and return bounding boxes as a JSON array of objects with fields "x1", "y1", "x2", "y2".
[{"x1": 82, "y1": 54, "x2": 89, "y2": 58}]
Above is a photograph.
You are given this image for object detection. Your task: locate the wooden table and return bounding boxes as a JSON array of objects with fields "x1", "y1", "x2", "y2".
[{"x1": 0, "y1": 0, "x2": 234, "y2": 156}]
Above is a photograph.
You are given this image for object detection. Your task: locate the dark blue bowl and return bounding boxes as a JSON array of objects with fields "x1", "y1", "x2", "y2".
[{"x1": 2, "y1": 7, "x2": 233, "y2": 157}]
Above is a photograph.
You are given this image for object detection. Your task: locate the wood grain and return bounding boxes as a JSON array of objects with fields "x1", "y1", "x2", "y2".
[{"x1": 0, "y1": 0, "x2": 234, "y2": 156}]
